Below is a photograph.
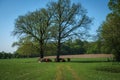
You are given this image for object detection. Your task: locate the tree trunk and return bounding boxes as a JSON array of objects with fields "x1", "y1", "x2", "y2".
[
  {"x1": 114, "y1": 49, "x2": 120, "y2": 62},
  {"x1": 39, "y1": 40, "x2": 44, "y2": 59},
  {"x1": 56, "y1": 38, "x2": 61, "y2": 62}
]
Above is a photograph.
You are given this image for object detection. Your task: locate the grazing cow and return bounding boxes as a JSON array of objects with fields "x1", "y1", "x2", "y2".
[
  {"x1": 54, "y1": 58, "x2": 66, "y2": 62},
  {"x1": 61, "y1": 58, "x2": 66, "y2": 62},
  {"x1": 67, "y1": 58, "x2": 71, "y2": 62},
  {"x1": 40, "y1": 58, "x2": 52, "y2": 62}
]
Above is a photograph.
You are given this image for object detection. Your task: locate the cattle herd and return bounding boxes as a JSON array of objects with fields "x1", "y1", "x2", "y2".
[{"x1": 38, "y1": 58, "x2": 71, "y2": 62}]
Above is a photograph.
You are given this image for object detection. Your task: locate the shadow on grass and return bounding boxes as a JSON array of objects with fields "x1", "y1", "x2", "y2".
[
  {"x1": 96, "y1": 66, "x2": 120, "y2": 73},
  {"x1": 70, "y1": 60, "x2": 110, "y2": 63}
]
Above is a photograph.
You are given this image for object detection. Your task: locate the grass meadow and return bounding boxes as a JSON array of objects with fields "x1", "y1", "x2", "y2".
[{"x1": 0, "y1": 58, "x2": 120, "y2": 80}]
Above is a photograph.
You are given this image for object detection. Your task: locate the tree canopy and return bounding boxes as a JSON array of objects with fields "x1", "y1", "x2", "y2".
[
  {"x1": 98, "y1": 0, "x2": 120, "y2": 61},
  {"x1": 12, "y1": 8, "x2": 52, "y2": 59},
  {"x1": 47, "y1": 0, "x2": 92, "y2": 61}
]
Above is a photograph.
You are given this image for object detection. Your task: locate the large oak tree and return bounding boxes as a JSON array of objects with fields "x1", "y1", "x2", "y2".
[
  {"x1": 47, "y1": 0, "x2": 92, "y2": 61},
  {"x1": 12, "y1": 8, "x2": 52, "y2": 59}
]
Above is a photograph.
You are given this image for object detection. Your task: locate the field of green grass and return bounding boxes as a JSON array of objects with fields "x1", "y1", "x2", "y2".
[{"x1": 0, "y1": 58, "x2": 120, "y2": 80}]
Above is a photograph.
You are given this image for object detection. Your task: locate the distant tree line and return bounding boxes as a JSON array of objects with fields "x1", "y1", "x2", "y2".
[
  {"x1": 0, "y1": 37, "x2": 115, "y2": 59},
  {"x1": 0, "y1": 51, "x2": 13, "y2": 59},
  {"x1": 11, "y1": 38, "x2": 111, "y2": 58},
  {"x1": 0, "y1": 51, "x2": 39, "y2": 59}
]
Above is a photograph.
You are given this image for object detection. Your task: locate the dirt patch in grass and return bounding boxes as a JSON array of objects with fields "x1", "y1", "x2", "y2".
[
  {"x1": 66, "y1": 65, "x2": 81, "y2": 80},
  {"x1": 55, "y1": 65, "x2": 64, "y2": 80},
  {"x1": 45, "y1": 54, "x2": 113, "y2": 58}
]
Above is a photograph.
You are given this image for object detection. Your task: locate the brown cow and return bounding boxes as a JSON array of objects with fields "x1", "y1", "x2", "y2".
[
  {"x1": 38, "y1": 58, "x2": 52, "y2": 62},
  {"x1": 54, "y1": 58, "x2": 66, "y2": 62}
]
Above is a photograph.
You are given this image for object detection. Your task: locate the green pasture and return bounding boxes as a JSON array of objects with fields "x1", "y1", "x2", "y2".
[{"x1": 0, "y1": 58, "x2": 120, "y2": 80}]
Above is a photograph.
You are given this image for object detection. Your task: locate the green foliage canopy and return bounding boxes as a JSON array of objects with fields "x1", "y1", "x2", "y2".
[{"x1": 99, "y1": 0, "x2": 120, "y2": 61}]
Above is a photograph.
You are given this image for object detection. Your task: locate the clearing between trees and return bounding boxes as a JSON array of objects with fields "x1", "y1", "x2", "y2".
[{"x1": 45, "y1": 54, "x2": 113, "y2": 58}]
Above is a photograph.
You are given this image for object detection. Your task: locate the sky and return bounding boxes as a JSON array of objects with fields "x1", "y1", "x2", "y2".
[{"x1": 0, "y1": 0, "x2": 110, "y2": 53}]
